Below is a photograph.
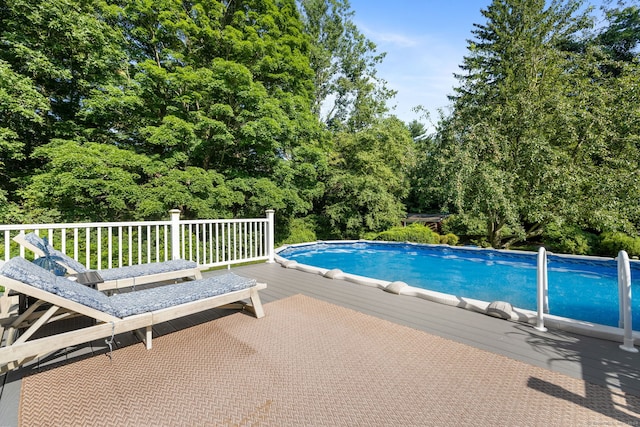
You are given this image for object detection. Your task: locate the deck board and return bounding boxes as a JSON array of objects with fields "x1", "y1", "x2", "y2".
[{"x1": 1, "y1": 261, "x2": 639, "y2": 426}]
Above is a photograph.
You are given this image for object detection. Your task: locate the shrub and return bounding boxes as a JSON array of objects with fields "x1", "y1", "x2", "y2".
[
  {"x1": 439, "y1": 233, "x2": 460, "y2": 246},
  {"x1": 599, "y1": 232, "x2": 640, "y2": 257},
  {"x1": 279, "y1": 217, "x2": 317, "y2": 245},
  {"x1": 375, "y1": 223, "x2": 441, "y2": 244},
  {"x1": 542, "y1": 223, "x2": 598, "y2": 255}
]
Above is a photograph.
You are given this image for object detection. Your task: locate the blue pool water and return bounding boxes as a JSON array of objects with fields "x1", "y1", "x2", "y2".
[{"x1": 278, "y1": 242, "x2": 640, "y2": 329}]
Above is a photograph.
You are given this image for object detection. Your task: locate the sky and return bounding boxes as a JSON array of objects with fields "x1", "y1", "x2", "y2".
[
  {"x1": 347, "y1": 1, "x2": 492, "y2": 128},
  {"x1": 347, "y1": 1, "x2": 607, "y2": 128}
]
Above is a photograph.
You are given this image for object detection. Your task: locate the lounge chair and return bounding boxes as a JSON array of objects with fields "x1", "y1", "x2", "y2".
[
  {"x1": 14, "y1": 232, "x2": 202, "y2": 291},
  {"x1": 0, "y1": 257, "x2": 266, "y2": 372}
]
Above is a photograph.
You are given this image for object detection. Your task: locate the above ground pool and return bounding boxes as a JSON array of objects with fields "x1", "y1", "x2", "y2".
[{"x1": 277, "y1": 241, "x2": 640, "y2": 331}]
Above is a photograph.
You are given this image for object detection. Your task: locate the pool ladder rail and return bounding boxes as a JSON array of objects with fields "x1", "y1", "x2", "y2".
[{"x1": 535, "y1": 247, "x2": 637, "y2": 353}]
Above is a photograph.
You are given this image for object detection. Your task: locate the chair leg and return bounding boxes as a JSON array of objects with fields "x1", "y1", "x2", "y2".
[
  {"x1": 146, "y1": 325, "x2": 152, "y2": 349},
  {"x1": 250, "y1": 289, "x2": 265, "y2": 318},
  {"x1": 133, "y1": 325, "x2": 153, "y2": 350}
]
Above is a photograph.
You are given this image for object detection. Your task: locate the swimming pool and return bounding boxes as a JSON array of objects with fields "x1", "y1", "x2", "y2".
[{"x1": 277, "y1": 241, "x2": 640, "y2": 332}]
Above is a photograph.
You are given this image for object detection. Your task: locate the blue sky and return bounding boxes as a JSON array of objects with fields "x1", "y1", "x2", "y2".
[
  {"x1": 347, "y1": 1, "x2": 607, "y2": 128},
  {"x1": 347, "y1": 1, "x2": 492, "y2": 127}
]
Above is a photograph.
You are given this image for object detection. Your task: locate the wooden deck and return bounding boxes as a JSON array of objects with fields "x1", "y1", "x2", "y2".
[{"x1": 1, "y1": 261, "x2": 640, "y2": 425}]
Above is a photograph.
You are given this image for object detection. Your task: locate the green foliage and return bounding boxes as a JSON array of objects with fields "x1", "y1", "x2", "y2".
[
  {"x1": 406, "y1": 119, "x2": 427, "y2": 140},
  {"x1": 0, "y1": 0, "x2": 333, "y2": 228},
  {"x1": 375, "y1": 223, "x2": 441, "y2": 244},
  {"x1": 22, "y1": 140, "x2": 147, "y2": 221},
  {"x1": 278, "y1": 217, "x2": 318, "y2": 245},
  {"x1": 440, "y1": 214, "x2": 486, "y2": 237},
  {"x1": 542, "y1": 223, "x2": 599, "y2": 255},
  {"x1": 413, "y1": 0, "x2": 640, "y2": 250},
  {"x1": 322, "y1": 117, "x2": 414, "y2": 238},
  {"x1": 599, "y1": 232, "x2": 640, "y2": 258},
  {"x1": 21, "y1": 139, "x2": 244, "y2": 221},
  {"x1": 597, "y1": 4, "x2": 640, "y2": 63},
  {"x1": 439, "y1": 233, "x2": 459, "y2": 246},
  {"x1": 298, "y1": 0, "x2": 394, "y2": 130}
]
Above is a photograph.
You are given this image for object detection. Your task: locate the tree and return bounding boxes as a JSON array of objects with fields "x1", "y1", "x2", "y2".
[
  {"x1": 0, "y1": 0, "x2": 125, "y2": 206},
  {"x1": 417, "y1": 0, "x2": 594, "y2": 248},
  {"x1": 0, "y1": 60, "x2": 49, "y2": 214},
  {"x1": 598, "y1": 2, "x2": 640, "y2": 63},
  {"x1": 322, "y1": 117, "x2": 414, "y2": 237},
  {"x1": 406, "y1": 119, "x2": 427, "y2": 140},
  {"x1": 297, "y1": 0, "x2": 395, "y2": 130},
  {"x1": 8, "y1": 0, "x2": 327, "y2": 228}
]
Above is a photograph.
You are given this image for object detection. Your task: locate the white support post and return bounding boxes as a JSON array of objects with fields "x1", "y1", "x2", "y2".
[
  {"x1": 535, "y1": 247, "x2": 548, "y2": 332},
  {"x1": 266, "y1": 210, "x2": 275, "y2": 263},
  {"x1": 169, "y1": 209, "x2": 181, "y2": 260},
  {"x1": 617, "y1": 250, "x2": 638, "y2": 353}
]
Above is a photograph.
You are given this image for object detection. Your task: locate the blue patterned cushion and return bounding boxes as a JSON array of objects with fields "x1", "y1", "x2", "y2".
[
  {"x1": 108, "y1": 273, "x2": 256, "y2": 317},
  {"x1": 0, "y1": 257, "x2": 115, "y2": 314},
  {"x1": 0, "y1": 258, "x2": 256, "y2": 319},
  {"x1": 98, "y1": 259, "x2": 197, "y2": 281},
  {"x1": 0, "y1": 256, "x2": 70, "y2": 294},
  {"x1": 23, "y1": 233, "x2": 88, "y2": 273},
  {"x1": 52, "y1": 276, "x2": 116, "y2": 315}
]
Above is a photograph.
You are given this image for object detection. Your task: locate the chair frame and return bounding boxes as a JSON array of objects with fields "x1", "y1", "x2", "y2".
[{"x1": 0, "y1": 268, "x2": 265, "y2": 372}]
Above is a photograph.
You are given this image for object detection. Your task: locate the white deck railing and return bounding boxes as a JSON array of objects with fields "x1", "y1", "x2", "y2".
[{"x1": 0, "y1": 210, "x2": 275, "y2": 270}]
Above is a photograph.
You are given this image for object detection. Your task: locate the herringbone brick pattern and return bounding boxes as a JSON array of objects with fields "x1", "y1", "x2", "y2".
[{"x1": 19, "y1": 295, "x2": 640, "y2": 426}]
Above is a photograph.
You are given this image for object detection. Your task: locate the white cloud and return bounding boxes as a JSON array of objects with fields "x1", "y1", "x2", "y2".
[{"x1": 359, "y1": 24, "x2": 420, "y2": 48}]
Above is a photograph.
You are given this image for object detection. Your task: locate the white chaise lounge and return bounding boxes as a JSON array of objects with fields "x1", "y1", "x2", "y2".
[
  {"x1": 0, "y1": 257, "x2": 266, "y2": 372},
  {"x1": 14, "y1": 232, "x2": 202, "y2": 291}
]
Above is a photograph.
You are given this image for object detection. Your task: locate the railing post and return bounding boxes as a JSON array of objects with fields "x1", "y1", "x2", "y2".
[
  {"x1": 618, "y1": 250, "x2": 637, "y2": 353},
  {"x1": 535, "y1": 247, "x2": 548, "y2": 332},
  {"x1": 266, "y1": 209, "x2": 275, "y2": 263},
  {"x1": 169, "y1": 209, "x2": 181, "y2": 260}
]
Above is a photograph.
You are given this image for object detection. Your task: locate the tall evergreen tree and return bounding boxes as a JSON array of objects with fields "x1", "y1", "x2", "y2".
[{"x1": 416, "y1": 0, "x2": 595, "y2": 248}]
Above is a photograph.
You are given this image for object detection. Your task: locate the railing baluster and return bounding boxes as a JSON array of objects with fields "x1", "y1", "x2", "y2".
[
  {"x1": 137, "y1": 225, "x2": 142, "y2": 264},
  {"x1": 260, "y1": 221, "x2": 264, "y2": 257},
  {"x1": 97, "y1": 227, "x2": 102, "y2": 270},
  {"x1": 4, "y1": 230, "x2": 10, "y2": 261},
  {"x1": 128, "y1": 226, "x2": 133, "y2": 266},
  {"x1": 202, "y1": 224, "x2": 207, "y2": 264},
  {"x1": 188, "y1": 224, "x2": 193, "y2": 261},
  {"x1": 116, "y1": 226, "x2": 122, "y2": 268},
  {"x1": 227, "y1": 223, "x2": 231, "y2": 262},
  {"x1": 146, "y1": 225, "x2": 151, "y2": 264},
  {"x1": 194, "y1": 224, "x2": 199, "y2": 264},
  {"x1": 108, "y1": 227, "x2": 113, "y2": 270},
  {"x1": 155, "y1": 225, "x2": 159, "y2": 263},
  {"x1": 245, "y1": 222, "x2": 249, "y2": 259},
  {"x1": 181, "y1": 224, "x2": 185, "y2": 260},
  {"x1": 215, "y1": 223, "x2": 220, "y2": 264},
  {"x1": 85, "y1": 227, "x2": 91, "y2": 269},
  {"x1": 73, "y1": 228, "x2": 79, "y2": 262},
  {"x1": 163, "y1": 225, "x2": 168, "y2": 262},
  {"x1": 209, "y1": 223, "x2": 214, "y2": 264},
  {"x1": 233, "y1": 223, "x2": 237, "y2": 261}
]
